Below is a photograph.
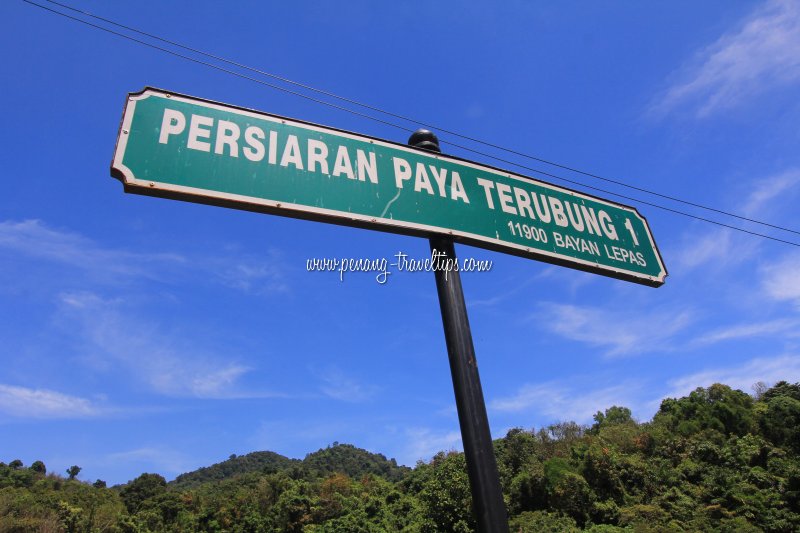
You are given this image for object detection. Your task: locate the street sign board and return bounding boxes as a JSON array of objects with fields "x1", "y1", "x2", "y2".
[{"x1": 112, "y1": 88, "x2": 667, "y2": 286}]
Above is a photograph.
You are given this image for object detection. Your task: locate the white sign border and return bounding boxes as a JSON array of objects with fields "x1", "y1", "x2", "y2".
[{"x1": 112, "y1": 88, "x2": 668, "y2": 287}]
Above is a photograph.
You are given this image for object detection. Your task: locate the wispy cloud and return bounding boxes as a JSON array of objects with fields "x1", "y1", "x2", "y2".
[
  {"x1": 536, "y1": 302, "x2": 693, "y2": 357},
  {"x1": 742, "y1": 169, "x2": 800, "y2": 217},
  {"x1": 469, "y1": 271, "x2": 547, "y2": 309},
  {"x1": 0, "y1": 219, "x2": 288, "y2": 295},
  {"x1": 0, "y1": 220, "x2": 292, "y2": 401},
  {"x1": 664, "y1": 354, "x2": 800, "y2": 399},
  {"x1": 0, "y1": 384, "x2": 105, "y2": 419},
  {"x1": 465, "y1": 103, "x2": 485, "y2": 120},
  {"x1": 314, "y1": 366, "x2": 378, "y2": 403},
  {"x1": 693, "y1": 318, "x2": 800, "y2": 345},
  {"x1": 491, "y1": 380, "x2": 644, "y2": 424},
  {"x1": 670, "y1": 169, "x2": 797, "y2": 272},
  {"x1": 671, "y1": 228, "x2": 741, "y2": 271},
  {"x1": 495, "y1": 355, "x2": 800, "y2": 426},
  {"x1": 104, "y1": 447, "x2": 192, "y2": 479},
  {"x1": 761, "y1": 252, "x2": 800, "y2": 305},
  {"x1": 649, "y1": 0, "x2": 800, "y2": 118},
  {"x1": 248, "y1": 418, "x2": 360, "y2": 458},
  {"x1": 58, "y1": 291, "x2": 281, "y2": 399},
  {"x1": 0, "y1": 219, "x2": 183, "y2": 282},
  {"x1": 216, "y1": 257, "x2": 289, "y2": 295},
  {"x1": 400, "y1": 427, "x2": 463, "y2": 464}
]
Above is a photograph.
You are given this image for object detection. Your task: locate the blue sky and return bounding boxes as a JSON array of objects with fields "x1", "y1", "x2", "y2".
[{"x1": 2, "y1": 0, "x2": 800, "y2": 485}]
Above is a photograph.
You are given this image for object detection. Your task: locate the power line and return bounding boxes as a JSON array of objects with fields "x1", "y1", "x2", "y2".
[
  {"x1": 439, "y1": 140, "x2": 800, "y2": 247},
  {"x1": 22, "y1": 0, "x2": 800, "y2": 248},
  {"x1": 35, "y1": 0, "x2": 800, "y2": 239},
  {"x1": 21, "y1": 0, "x2": 414, "y2": 134}
]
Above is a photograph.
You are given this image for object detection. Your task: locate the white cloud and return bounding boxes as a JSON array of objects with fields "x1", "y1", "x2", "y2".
[
  {"x1": 672, "y1": 228, "x2": 739, "y2": 271},
  {"x1": 104, "y1": 447, "x2": 192, "y2": 479},
  {"x1": 0, "y1": 219, "x2": 183, "y2": 281},
  {"x1": 0, "y1": 219, "x2": 292, "y2": 401},
  {"x1": 536, "y1": 302, "x2": 693, "y2": 356},
  {"x1": 650, "y1": 0, "x2": 800, "y2": 118},
  {"x1": 315, "y1": 367, "x2": 378, "y2": 403},
  {"x1": 694, "y1": 318, "x2": 800, "y2": 345},
  {"x1": 761, "y1": 252, "x2": 800, "y2": 305},
  {"x1": 249, "y1": 419, "x2": 352, "y2": 456},
  {"x1": 400, "y1": 427, "x2": 463, "y2": 465},
  {"x1": 0, "y1": 219, "x2": 288, "y2": 294},
  {"x1": 58, "y1": 291, "x2": 281, "y2": 399},
  {"x1": 465, "y1": 103, "x2": 485, "y2": 119},
  {"x1": 742, "y1": 169, "x2": 800, "y2": 217},
  {"x1": 0, "y1": 384, "x2": 103, "y2": 419},
  {"x1": 670, "y1": 169, "x2": 798, "y2": 272},
  {"x1": 215, "y1": 255, "x2": 289, "y2": 295},
  {"x1": 494, "y1": 355, "x2": 800, "y2": 427},
  {"x1": 664, "y1": 354, "x2": 800, "y2": 399},
  {"x1": 491, "y1": 380, "x2": 644, "y2": 424},
  {"x1": 468, "y1": 267, "x2": 585, "y2": 309}
]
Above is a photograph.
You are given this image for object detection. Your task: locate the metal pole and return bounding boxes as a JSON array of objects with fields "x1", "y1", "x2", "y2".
[{"x1": 409, "y1": 130, "x2": 509, "y2": 533}]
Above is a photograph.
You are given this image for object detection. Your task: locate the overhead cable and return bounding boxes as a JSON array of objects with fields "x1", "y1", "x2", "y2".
[
  {"x1": 35, "y1": 0, "x2": 800, "y2": 238},
  {"x1": 22, "y1": 0, "x2": 800, "y2": 247}
]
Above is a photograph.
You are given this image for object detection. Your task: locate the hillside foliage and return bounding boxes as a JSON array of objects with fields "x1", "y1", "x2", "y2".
[{"x1": 1, "y1": 381, "x2": 799, "y2": 532}]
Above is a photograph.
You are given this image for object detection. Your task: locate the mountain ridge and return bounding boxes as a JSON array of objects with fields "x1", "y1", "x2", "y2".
[{"x1": 169, "y1": 443, "x2": 410, "y2": 489}]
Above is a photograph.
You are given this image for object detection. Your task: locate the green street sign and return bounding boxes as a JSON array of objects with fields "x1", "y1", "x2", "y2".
[{"x1": 112, "y1": 88, "x2": 667, "y2": 286}]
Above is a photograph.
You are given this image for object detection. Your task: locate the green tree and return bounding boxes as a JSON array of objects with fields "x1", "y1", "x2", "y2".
[
  {"x1": 508, "y1": 462, "x2": 547, "y2": 515},
  {"x1": 29, "y1": 460, "x2": 46, "y2": 474},
  {"x1": 592, "y1": 406, "x2": 634, "y2": 431},
  {"x1": 66, "y1": 465, "x2": 81, "y2": 480},
  {"x1": 271, "y1": 480, "x2": 315, "y2": 532},
  {"x1": 0, "y1": 382, "x2": 797, "y2": 532},
  {"x1": 548, "y1": 471, "x2": 594, "y2": 526},
  {"x1": 57, "y1": 500, "x2": 83, "y2": 533},
  {"x1": 509, "y1": 510, "x2": 580, "y2": 532},
  {"x1": 415, "y1": 451, "x2": 475, "y2": 533},
  {"x1": 759, "y1": 381, "x2": 800, "y2": 452},
  {"x1": 119, "y1": 472, "x2": 167, "y2": 514},
  {"x1": 497, "y1": 428, "x2": 540, "y2": 479},
  {"x1": 654, "y1": 384, "x2": 755, "y2": 437}
]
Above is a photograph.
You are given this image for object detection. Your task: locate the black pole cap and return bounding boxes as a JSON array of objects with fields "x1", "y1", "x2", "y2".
[{"x1": 408, "y1": 129, "x2": 441, "y2": 153}]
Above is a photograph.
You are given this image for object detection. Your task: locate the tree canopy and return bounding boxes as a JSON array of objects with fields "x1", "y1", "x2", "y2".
[{"x1": 1, "y1": 381, "x2": 798, "y2": 532}]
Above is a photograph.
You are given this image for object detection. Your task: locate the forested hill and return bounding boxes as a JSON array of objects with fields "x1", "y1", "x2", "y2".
[
  {"x1": 302, "y1": 443, "x2": 410, "y2": 482},
  {"x1": 170, "y1": 444, "x2": 409, "y2": 489},
  {"x1": 2, "y1": 381, "x2": 799, "y2": 532},
  {"x1": 171, "y1": 451, "x2": 298, "y2": 489}
]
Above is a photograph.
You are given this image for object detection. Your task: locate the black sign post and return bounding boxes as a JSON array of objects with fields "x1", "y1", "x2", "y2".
[
  {"x1": 410, "y1": 130, "x2": 510, "y2": 533},
  {"x1": 111, "y1": 90, "x2": 666, "y2": 531}
]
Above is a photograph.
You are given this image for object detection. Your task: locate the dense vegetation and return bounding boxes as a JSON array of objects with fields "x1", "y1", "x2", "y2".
[{"x1": 1, "y1": 381, "x2": 798, "y2": 532}]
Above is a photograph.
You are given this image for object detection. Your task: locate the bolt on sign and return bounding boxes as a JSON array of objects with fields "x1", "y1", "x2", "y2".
[{"x1": 112, "y1": 88, "x2": 667, "y2": 286}]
